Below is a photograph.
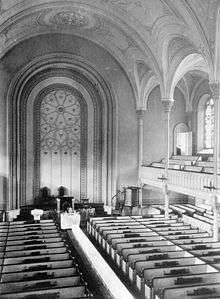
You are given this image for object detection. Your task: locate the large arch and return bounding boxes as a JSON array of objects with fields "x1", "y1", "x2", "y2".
[{"x1": 6, "y1": 53, "x2": 117, "y2": 209}]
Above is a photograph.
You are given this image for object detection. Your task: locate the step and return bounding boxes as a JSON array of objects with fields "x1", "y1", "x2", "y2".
[
  {"x1": 0, "y1": 285, "x2": 87, "y2": 299},
  {"x1": 1, "y1": 267, "x2": 77, "y2": 283},
  {"x1": 3, "y1": 259, "x2": 74, "y2": 273},
  {"x1": 3, "y1": 253, "x2": 70, "y2": 265},
  {"x1": 0, "y1": 276, "x2": 81, "y2": 294}
]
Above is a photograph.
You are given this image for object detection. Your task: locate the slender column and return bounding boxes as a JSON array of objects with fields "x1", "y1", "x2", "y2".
[
  {"x1": 136, "y1": 109, "x2": 145, "y2": 207},
  {"x1": 161, "y1": 98, "x2": 175, "y2": 219},
  {"x1": 56, "y1": 198, "x2": 60, "y2": 214},
  {"x1": 209, "y1": 82, "x2": 220, "y2": 241}
]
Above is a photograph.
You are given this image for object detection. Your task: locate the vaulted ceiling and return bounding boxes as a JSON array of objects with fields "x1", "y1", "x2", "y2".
[{"x1": 0, "y1": 0, "x2": 220, "y2": 106}]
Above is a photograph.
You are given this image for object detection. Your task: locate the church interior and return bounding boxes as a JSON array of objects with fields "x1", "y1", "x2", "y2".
[{"x1": 1, "y1": 0, "x2": 220, "y2": 298}]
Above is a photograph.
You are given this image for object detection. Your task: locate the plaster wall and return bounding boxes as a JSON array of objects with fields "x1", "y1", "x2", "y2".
[{"x1": 143, "y1": 86, "x2": 187, "y2": 165}]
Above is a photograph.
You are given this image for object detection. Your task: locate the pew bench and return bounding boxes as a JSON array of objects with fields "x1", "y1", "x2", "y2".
[
  {"x1": 1, "y1": 267, "x2": 77, "y2": 283},
  {"x1": 0, "y1": 285, "x2": 88, "y2": 299},
  {"x1": 162, "y1": 282, "x2": 220, "y2": 299},
  {"x1": 142, "y1": 264, "x2": 217, "y2": 299},
  {"x1": 0, "y1": 275, "x2": 82, "y2": 294},
  {"x1": 153, "y1": 272, "x2": 220, "y2": 299}
]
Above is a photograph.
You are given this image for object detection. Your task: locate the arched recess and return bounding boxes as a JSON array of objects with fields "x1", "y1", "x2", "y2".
[
  {"x1": 173, "y1": 122, "x2": 190, "y2": 155},
  {"x1": 7, "y1": 54, "x2": 116, "y2": 209}
]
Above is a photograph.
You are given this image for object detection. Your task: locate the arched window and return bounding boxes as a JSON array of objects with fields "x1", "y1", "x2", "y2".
[{"x1": 204, "y1": 98, "x2": 214, "y2": 149}]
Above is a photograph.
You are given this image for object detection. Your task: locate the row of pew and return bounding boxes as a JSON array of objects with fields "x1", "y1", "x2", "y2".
[
  {"x1": 149, "y1": 155, "x2": 219, "y2": 174},
  {"x1": 0, "y1": 220, "x2": 93, "y2": 298},
  {"x1": 87, "y1": 214, "x2": 220, "y2": 299},
  {"x1": 154, "y1": 204, "x2": 218, "y2": 234}
]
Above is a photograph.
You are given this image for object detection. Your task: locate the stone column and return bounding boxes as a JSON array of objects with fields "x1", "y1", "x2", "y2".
[
  {"x1": 161, "y1": 98, "x2": 175, "y2": 219},
  {"x1": 209, "y1": 82, "x2": 220, "y2": 241},
  {"x1": 136, "y1": 109, "x2": 145, "y2": 207}
]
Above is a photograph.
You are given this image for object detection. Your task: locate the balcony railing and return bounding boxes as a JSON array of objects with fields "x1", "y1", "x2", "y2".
[{"x1": 140, "y1": 166, "x2": 219, "y2": 199}]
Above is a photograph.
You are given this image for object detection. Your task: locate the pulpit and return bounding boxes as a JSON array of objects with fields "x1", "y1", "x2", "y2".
[
  {"x1": 124, "y1": 186, "x2": 141, "y2": 207},
  {"x1": 122, "y1": 186, "x2": 141, "y2": 215}
]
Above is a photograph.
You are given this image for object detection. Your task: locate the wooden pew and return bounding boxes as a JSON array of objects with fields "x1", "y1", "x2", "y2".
[
  {"x1": 129, "y1": 251, "x2": 195, "y2": 283},
  {"x1": 114, "y1": 240, "x2": 175, "y2": 267},
  {"x1": 88, "y1": 215, "x2": 219, "y2": 299},
  {"x1": 165, "y1": 232, "x2": 210, "y2": 241},
  {"x1": 111, "y1": 235, "x2": 165, "y2": 249},
  {"x1": 142, "y1": 264, "x2": 217, "y2": 299},
  {"x1": 125, "y1": 245, "x2": 187, "y2": 281},
  {"x1": 172, "y1": 236, "x2": 213, "y2": 245},
  {"x1": 0, "y1": 236, "x2": 63, "y2": 247},
  {"x1": 182, "y1": 214, "x2": 213, "y2": 233},
  {"x1": 181, "y1": 242, "x2": 220, "y2": 251},
  {"x1": 4, "y1": 247, "x2": 67, "y2": 258},
  {"x1": 0, "y1": 241, "x2": 66, "y2": 253},
  {"x1": 162, "y1": 283, "x2": 220, "y2": 299},
  {"x1": 2, "y1": 259, "x2": 75, "y2": 274},
  {"x1": 5, "y1": 228, "x2": 58, "y2": 236},
  {"x1": 3, "y1": 252, "x2": 70, "y2": 265},
  {"x1": 183, "y1": 166, "x2": 203, "y2": 172},
  {"x1": 153, "y1": 272, "x2": 220, "y2": 299},
  {"x1": 1, "y1": 267, "x2": 77, "y2": 283},
  {"x1": 0, "y1": 285, "x2": 88, "y2": 299},
  {"x1": 102, "y1": 229, "x2": 156, "y2": 254},
  {"x1": 159, "y1": 228, "x2": 199, "y2": 236},
  {"x1": 0, "y1": 276, "x2": 81, "y2": 294},
  {"x1": 5, "y1": 231, "x2": 60, "y2": 241},
  {"x1": 0, "y1": 219, "x2": 93, "y2": 299}
]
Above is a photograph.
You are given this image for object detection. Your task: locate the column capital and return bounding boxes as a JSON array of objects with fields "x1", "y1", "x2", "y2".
[
  {"x1": 161, "y1": 98, "x2": 175, "y2": 113},
  {"x1": 209, "y1": 82, "x2": 220, "y2": 98},
  {"x1": 136, "y1": 109, "x2": 146, "y2": 120}
]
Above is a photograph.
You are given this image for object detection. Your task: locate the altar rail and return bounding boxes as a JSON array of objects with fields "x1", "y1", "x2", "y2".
[{"x1": 140, "y1": 166, "x2": 219, "y2": 199}]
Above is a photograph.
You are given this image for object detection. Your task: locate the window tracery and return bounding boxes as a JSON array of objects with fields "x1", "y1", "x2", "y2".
[{"x1": 40, "y1": 89, "x2": 81, "y2": 155}]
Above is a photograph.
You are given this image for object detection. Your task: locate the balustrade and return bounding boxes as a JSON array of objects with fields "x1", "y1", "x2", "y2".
[{"x1": 140, "y1": 166, "x2": 218, "y2": 199}]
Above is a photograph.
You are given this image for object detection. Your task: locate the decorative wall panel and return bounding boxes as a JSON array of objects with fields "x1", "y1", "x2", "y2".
[{"x1": 37, "y1": 84, "x2": 87, "y2": 199}]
